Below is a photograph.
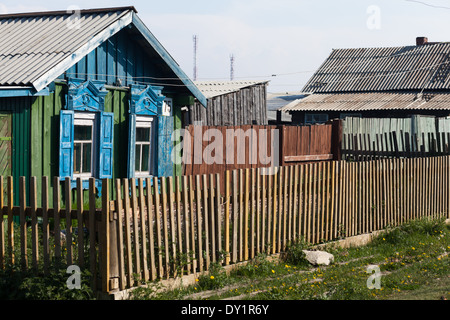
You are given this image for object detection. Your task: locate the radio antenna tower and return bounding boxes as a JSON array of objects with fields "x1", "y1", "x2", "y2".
[
  {"x1": 193, "y1": 35, "x2": 198, "y2": 81},
  {"x1": 230, "y1": 54, "x2": 235, "y2": 81}
]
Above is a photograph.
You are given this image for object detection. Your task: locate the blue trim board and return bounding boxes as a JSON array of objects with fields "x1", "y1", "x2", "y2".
[{"x1": 0, "y1": 87, "x2": 50, "y2": 97}]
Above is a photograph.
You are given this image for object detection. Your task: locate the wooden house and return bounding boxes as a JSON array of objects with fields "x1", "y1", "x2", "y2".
[
  {"x1": 189, "y1": 80, "x2": 269, "y2": 126},
  {"x1": 267, "y1": 92, "x2": 306, "y2": 124},
  {"x1": 0, "y1": 6, "x2": 206, "y2": 203},
  {"x1": 281, "y1": 37, "x2": 450, "y2": 124}
]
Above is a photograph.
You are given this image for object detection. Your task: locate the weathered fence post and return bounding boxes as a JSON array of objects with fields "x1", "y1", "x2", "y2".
[
  {"x1": 101, "y1": 178, "x2": 120, "y2": 294},
  {"x1": 89, "y1": 178, "x2": 97, "y2": 292},
  {"x1": 331, "y1": 119, "x2": 343, "y2": 161}
]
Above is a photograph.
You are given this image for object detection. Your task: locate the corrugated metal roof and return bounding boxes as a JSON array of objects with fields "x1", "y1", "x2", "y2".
[
  {"x1": 302, "y1": 43, "x2": 450, "y2": 93},
  {"x1": 194, "y1": 80, "x2": 269, "y2": 99},
  {"x1": 267, "y1": 92, "x2": 306, "y2": 111},
  {"x1": 0, "y1": 8, "x2": 134, "y2": 87},
  {"x1": 280, "y1": 92, "x2": 450, "y2": 112},
  {"x1": 0, "y1": 7, "x2": 207, "y2": 106}
]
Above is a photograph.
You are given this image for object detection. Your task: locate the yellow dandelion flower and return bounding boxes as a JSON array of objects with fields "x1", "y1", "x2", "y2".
[
  {"x1": 210, "y1": 276, "x2": 214, "y2": 280},
  {"x1": 272, "y1": 270, "x2": 275, "y2": 273}
]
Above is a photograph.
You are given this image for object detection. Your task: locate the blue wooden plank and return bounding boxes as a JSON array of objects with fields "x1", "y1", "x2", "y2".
[
  {"x1": 106, "y1": 36, "x2": 117, "y2": 85},
  {"x1": 86, "y1": 50, "x2": 96, "y2": 80},
  {"x1": 97, "y1": 42, "x2": 107, "y2": 82},
  {"x1": 127, "y1": 113, "x2": 136, "y2": 178},
  {"x1": 0, "y1": 87, "x2": 49, "y2": 97},
  {"x1": 116, "y1": 32, "x2": 127, "y2": 86},
  {"x1": 66, "y1": 64, "x2": 77, "y2": 80},
  {"x1": 59, "y1": 110, "x2": 74, "y2": 179},
  {"x1": 135, "y1": 45, "x2": 144, "y2": 84},
  {"x1": 98, "y1": 112, "x2": 114, "y2": 179},
  {"x1": 157, "y1": 116, "x2": 174, "y2": 177},
  {"x1": 77, "y1": 56, "x2": 87, "y2": 80},
  {"x1": 126, "y1": 41, "x2": 135, "y2": 86}
]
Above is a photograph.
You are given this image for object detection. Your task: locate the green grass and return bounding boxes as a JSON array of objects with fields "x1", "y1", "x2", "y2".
[
  {"x1": 129, "y1": 216, "x2": 450, "y2": 301},
  {"x1": 1, "y1": 216, "x2": 448, "y2": 300},
  {"x1": 0, "y1": 217, "x2": 97, "y2": 300}
]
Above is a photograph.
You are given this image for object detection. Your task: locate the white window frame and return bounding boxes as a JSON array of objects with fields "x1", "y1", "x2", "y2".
[
  {"x1": 135, "y1": 116, "x2": 155, "y2": 177},
  {"x1": 73, "y1": 113, "x2": 96, "y2": 179}
]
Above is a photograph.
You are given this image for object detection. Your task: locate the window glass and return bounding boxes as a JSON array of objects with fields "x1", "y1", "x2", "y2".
[
  {"x1": 141, "y1": 144, "x2": 150, "y2": 172},
  {"x1": 82, "y1": 143, "x2": 92, "y2": 174},
  {"x1": 136, "y1": 127, "x2": 150, "y2": 142},
  {"x1": 135, "y1": 145, "x2": 142, "y2": 172},
  {"x1": 73, "y1": 120, "x2": 94, "y2": 176},
  {"x1": 305, "y1": 113, "x2": 328, "y2": 124},
  {"x1": 74, "y1": 143, "x2": 81, "y2": 174},
  {"x1": 74, "y1": 125, "x2": 92, "y2": 141},
  {"x1": 134, "y1": 117, "x2": 154, "y2": 175}
]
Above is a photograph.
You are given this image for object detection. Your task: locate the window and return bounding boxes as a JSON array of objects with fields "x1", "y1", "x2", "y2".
[
  {"x1": 135, "y1": 116, "x2": 154, "y2": 176},
  {"x1": 305, "y1": 113, "x2": 329, "y2": 124},
  {"x1": 128, "y1": 84, "x2": 174, "y2": 179},
  {"x1": 59, "y1": 110, "x2": 114, "y2": 183},
  {"x1": 73, "y1": 113, "x2": 95, "y2": 178}
]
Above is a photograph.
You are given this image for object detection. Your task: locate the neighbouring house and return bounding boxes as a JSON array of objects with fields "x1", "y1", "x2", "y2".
[
  {"x1": 0, "y1": 6, "x2": 206, "y2": 203},
  {"x1": 280, "y1": 37, "x2": 450, "y2": 125},
  {"x1": 267, "y1": 92, "x2": 306, "y2": 124},
  {"x1": 190, "y1": 80, "x2": 269, "y2": 126}
]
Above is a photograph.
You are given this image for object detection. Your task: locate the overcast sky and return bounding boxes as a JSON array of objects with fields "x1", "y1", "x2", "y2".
[{"x1": 1, "y1": 0, "x2": 450, "y2": 93}]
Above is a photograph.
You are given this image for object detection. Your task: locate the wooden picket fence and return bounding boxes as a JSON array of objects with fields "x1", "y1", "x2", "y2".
[
  {"x1": 342, "y1": 116, "x2": 450, "y2": 161},
  {"x1": 0, "y1": 177, "x2": 104, "y2": 291},
  {"x1": 0, "y1": 156, "x2": 449, "y2": 296},
  {"x1": 107, "y1": 155, "x2": 450, "y2": 293}
]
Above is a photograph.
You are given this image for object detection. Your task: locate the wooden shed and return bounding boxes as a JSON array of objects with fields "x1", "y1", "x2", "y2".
[
  {"x1": 0, "y1": 6, "x2": 206, "y2": 203},
  {"x1": 189, "y1": 80, "x2": 269, "y2": 126}
]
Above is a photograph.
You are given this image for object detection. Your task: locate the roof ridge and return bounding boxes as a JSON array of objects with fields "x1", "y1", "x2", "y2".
[
  {"x1": 0, "y1": 6, "x2": 137, "y2": 19},
  {"x1": 331, "y1": 42, "x2": 450, "y2": 51}
]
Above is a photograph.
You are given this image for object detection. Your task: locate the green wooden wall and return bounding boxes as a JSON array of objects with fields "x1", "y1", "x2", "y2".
[
  {"x1": 104, "y1": 87, "x2": 129, "y2": 200},
  {"x1": 0, "y1": 96, "x2": 31, "y2": 206},
  {"x1": 30, "y1": 83, "x2": 130, "y2": 205},
  {"x1": 27, "y1": 83, "x2": 190, "y2": 205}
]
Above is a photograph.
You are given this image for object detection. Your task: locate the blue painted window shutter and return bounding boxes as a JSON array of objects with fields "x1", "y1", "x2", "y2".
[
  {"x1": 127, "y1": 114, "x2": 136, "y2": 178},
  {"x1": 59, "y1": 110, "x2": 74, "y2": 179},
  {"x1": 98, "y1": 112, "x2": 114, "y2": 179},
  {"x1": 157, "y1": 116, "x2": 174, "y2": 177}
]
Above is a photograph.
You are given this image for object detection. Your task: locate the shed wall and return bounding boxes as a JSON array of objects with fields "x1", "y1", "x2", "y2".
[{"x1": 191, "y1": 84, "x2": 268, "y2": 126}]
